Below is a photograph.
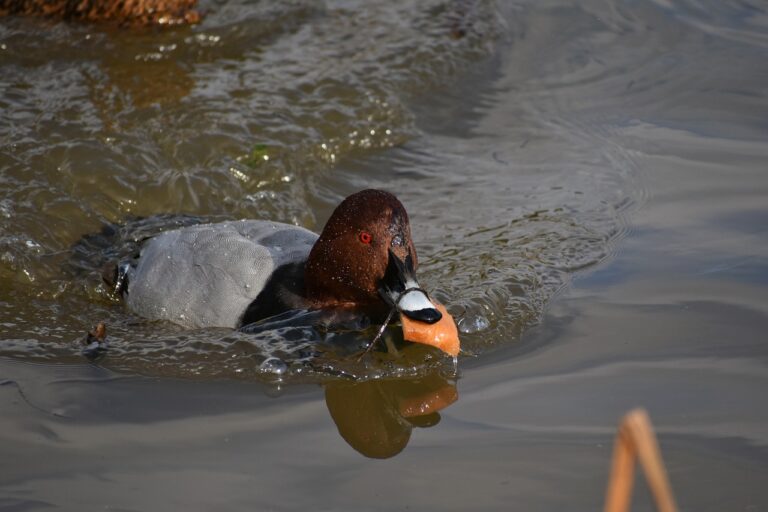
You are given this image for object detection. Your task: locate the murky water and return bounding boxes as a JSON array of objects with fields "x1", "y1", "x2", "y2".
[
  {"x1": 0, "y1": 0, "x2": 636, "y2": 379},
  {"x1": 2, "y1": 0, "x2": 767, "y2": 510}
]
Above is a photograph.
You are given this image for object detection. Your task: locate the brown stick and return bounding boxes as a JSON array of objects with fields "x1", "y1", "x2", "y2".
[{"x1": 604, "y1": 409, "x2": 679, "y2": 512}]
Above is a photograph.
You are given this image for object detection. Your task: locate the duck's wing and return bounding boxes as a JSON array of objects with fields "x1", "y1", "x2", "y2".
[{"x1": 125, "y1": 220, "x2": 317, "y2": 328}]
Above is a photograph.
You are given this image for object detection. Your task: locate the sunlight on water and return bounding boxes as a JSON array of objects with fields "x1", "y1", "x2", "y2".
[{"x1": 0, "y1": 0, "x2": 660, "y2": 380}]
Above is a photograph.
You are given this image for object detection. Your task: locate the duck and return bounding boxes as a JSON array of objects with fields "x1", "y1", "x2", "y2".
[{"x1": 116, "y1": 189, "x2": 446, "y2": 348}]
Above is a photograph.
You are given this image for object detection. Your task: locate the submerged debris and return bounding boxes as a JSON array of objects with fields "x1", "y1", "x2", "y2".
[
  {"x1": 82, "y1": 322, "x2": 108, "y2": 359},
  {"x1": 0, "y1": 0, "x2": 200, "y2": 26}
]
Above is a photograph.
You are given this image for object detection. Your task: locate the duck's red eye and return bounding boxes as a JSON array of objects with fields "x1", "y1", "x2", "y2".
[{"x1": 359, "y1": 231, "x2": 373, "y2": 244}]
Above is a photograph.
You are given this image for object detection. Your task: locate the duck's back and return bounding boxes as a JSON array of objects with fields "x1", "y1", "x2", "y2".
[{"x1": 125, "y1": 220, "x2": 318, "y2": 329}]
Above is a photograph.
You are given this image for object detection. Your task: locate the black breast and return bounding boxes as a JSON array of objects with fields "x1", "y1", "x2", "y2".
[{"x1": 239, "y1": 262, "x2": 308, "y2": 327}]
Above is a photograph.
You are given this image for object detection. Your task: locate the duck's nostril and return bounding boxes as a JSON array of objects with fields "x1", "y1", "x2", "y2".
[{"x1": 402, "y1": 307, "x2": 442, "y2": 324}]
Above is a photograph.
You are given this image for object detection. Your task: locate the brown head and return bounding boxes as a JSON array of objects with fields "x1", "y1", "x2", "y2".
[{"x1": 305, "y1": 189, "x2": 441, "y2": 323}]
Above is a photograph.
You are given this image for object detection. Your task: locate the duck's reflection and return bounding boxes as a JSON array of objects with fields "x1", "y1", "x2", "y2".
[{"x1": 324, "y1": 373, "x2": 458, "y2": 459}]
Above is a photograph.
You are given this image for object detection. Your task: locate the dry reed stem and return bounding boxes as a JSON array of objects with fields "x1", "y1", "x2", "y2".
[{"x1": 604, "y1": 408, "x2": 679, "y2": 512}]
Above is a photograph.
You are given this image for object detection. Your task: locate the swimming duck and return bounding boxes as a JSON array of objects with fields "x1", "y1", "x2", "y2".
[{"x1": 118, "y1": 189, "x2": 447, "y2": 348}]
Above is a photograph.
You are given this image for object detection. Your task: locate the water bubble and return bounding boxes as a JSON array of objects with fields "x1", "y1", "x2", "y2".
[
  {"x1": 457, "y1": 313, "x2": 490, "y2": 334},
  {"x1": 260, "y1": 357, "x2": 288, "y2": 376}
]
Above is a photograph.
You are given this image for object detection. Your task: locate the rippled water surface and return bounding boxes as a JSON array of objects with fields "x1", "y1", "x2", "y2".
[
  {"x1": 0, "y1": 0, "x2": 639, "y2": 379},
  {"x1": 2, "y1": 0, "x2": 768, "y2": 510}
]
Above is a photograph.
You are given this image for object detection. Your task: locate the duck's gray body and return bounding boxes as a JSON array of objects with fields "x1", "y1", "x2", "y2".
[{"x1": 125, "y1": 220, "x2": 318, "y2": 329}]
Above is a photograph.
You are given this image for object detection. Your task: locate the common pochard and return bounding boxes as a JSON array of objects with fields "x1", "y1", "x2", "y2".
[{"x1": 117, "y1": 189, "x2": 448, "y2": 351}]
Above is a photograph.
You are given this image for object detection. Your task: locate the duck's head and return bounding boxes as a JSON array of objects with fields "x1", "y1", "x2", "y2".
[{"x1": 305, "y1": 189, "x2": 443, "y2": 325}]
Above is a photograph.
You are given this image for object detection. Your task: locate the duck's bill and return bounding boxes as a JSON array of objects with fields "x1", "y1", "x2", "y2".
[
  {"x1": 397, "y1": 288, "x2": 442, "y2": 323},
  {"x1": 378, "y1": 250, "x2": 460, "y2": 357},
  {"x1": 378, "y1": 249, "x2": 442, "y2": 324}
]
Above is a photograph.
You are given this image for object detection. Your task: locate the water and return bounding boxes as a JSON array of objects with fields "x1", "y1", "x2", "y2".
[
  {"x1": 2, "y1": 0, "x2": 768, "y2": 510},
  {"x1": 0, "y1": 0, "x2": 633, "y2": 379}
]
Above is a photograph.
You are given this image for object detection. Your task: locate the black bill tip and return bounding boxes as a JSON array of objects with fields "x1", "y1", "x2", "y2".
[{"x1": 402, "y1": 307, "x2": 442, "y2": 324}]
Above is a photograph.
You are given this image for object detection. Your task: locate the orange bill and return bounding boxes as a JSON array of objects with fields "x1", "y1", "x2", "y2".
[{"x1": 401, "y1": 303, "x2": 460, "y2": 357}]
